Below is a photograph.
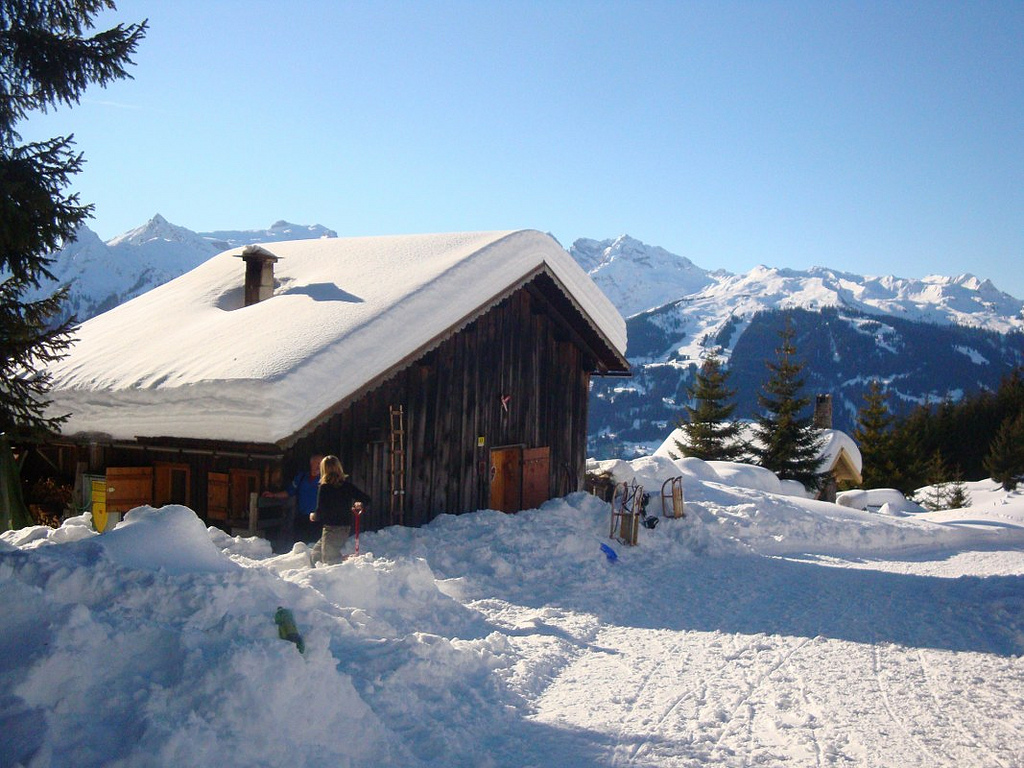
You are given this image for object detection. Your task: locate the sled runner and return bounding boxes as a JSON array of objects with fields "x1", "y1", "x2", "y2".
[
  {"x1": 661, "y1": 476, "x2": 685, "y2": 519},
  {"x1": 610, "y1": 481, "x2": 645, "y2": 545}
]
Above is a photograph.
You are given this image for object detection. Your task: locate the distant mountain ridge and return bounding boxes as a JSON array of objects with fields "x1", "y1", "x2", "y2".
[
  {"x1": 568, "y1": 236, "x2": 1024, "y2": 336},
  {"x1": 32, "y1": 215, "x2": 337, "y2": 322},
  {"x1": 34, "y1": 220, "x2": 1024, "y2": 459},
  {"x1": 571, "y1": 236, "x2": 1024, "y2": 458}
]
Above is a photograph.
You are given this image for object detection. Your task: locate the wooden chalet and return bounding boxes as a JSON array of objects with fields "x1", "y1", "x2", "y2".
[{"x1": 40, "y1": 230, "x2": 629, "y2": 536}]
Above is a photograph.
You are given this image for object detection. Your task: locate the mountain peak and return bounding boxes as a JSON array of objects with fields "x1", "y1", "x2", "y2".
[
  {"x1": 569, "y1": 235, "x2": 715, "y2": 317},
  {"x1": 107, "y1": 213, "x2": 203, "y2": 249},
  {"x1": 609, "y1": 233, "x2": 643, "y2": 250}
]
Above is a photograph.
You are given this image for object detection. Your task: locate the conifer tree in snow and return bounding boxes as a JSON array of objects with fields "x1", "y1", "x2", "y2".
[
  {"x1": 673, "y1": 349, "x2": 743, "y2": 461},
  {"x1": 888, "y1": 410, "x2": 930, "y2": 495},
  {"x1": 750, "y1": 322, "x2": 826, "y2": 491},
  {"x1": 983, "y1": 412, "x2": 1024, "y2": 491},
  {"x1": 0, "y1": 1, "x2": 146, "y2": 439},
  {"x1": 853, "y1": 379, "x2": 899, "y2": 489},
  {"x1": 944, "y1": 465, "x2": 971, "y2": 510},
  {"x1": 917, "y1": 449, "x2": 951, "y2": 510}
]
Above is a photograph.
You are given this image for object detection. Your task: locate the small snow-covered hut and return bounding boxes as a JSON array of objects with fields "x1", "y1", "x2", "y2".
[
  {"x1": 42, "y1": 230, "x2": 629, "y2": 533},
  {"x1": 653, "y1": 423, "x2": 863, "y2": 498}
]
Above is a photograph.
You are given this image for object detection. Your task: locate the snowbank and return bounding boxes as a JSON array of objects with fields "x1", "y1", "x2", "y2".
[
  {"x1": 588, "y1": 455, "x2": 1024, "y2": 557},
  {"x1": 707, "y1": 461, "x2": 785, "y2": 494},
  {"x1": 836, "y1": 487, "x2": 928, "y2": 516},
  {"x1": 97, "y1": 505, "x2": 239, "y2": 573},
  {"x1": 3, "y1": 466, "x2": 1024, "y2": 767}
]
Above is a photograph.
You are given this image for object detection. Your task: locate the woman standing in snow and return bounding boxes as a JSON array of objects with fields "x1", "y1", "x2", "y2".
[{"x1": 309, "y1": 456, "x2": 370, "y2": 565}]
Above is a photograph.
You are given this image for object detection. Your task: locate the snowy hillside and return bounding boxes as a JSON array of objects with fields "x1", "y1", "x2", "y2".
[
  {"x1": 3, "y1": 459, "x2": 1023, "y2": 767},
  {"x1": 30, "y1": 215, "x2": 337, "y2": 322},
  {"x1": 589, "y1": 302, "x2": 1024, "y2": 457}
]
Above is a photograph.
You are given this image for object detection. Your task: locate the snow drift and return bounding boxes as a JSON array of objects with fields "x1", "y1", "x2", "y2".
[{"x1": 3, "y1": 461, "x2": 1024, "y2": 767}]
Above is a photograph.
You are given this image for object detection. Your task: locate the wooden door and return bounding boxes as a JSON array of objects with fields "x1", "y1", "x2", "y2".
[
  {"x1": 154, "y1": 462, "x2": 190, "y2": 507},
  {"x1": 229, "y1": 469, "x2": 261, "y2": 521},
  {"x1": 207, "y1": 472, "x2": 229, "y2": 521},
  {"x1": 521, "y1": 447, "x2": 551, "y2": 510},
  {"x1": 105, "y1": 467, "x2": 154, "y2": 516},
  {"x1": 489, "y1": 447, "x2": 522, "y2": 513}
]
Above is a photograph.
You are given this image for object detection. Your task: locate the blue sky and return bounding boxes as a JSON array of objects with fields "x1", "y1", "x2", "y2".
[{"x1": 22, "y1": 1, "x2": 1024, "y2": 298}]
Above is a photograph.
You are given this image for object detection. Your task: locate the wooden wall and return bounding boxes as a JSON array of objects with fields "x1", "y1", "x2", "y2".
[
  {"x1": 43, "y1": 440, "x2": 284, "y2": 524},
  {"x1": 289, "y1": 281, "x2": 594, "y2": 530}
]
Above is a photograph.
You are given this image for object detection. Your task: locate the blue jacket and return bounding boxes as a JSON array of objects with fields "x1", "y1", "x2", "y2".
[{"x1": 289, "y1": 472, "x2": 320, "y2": 516}]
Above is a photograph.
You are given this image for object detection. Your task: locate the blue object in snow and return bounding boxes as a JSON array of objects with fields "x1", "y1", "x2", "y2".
[{"x1": 600, "y1": 543, "x2": 618, "y2": 562}]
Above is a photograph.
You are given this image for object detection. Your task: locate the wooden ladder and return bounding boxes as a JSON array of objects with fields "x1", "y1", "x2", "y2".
[{"x1": 389, "y1": 405, "x2": 406, "y2": 525}]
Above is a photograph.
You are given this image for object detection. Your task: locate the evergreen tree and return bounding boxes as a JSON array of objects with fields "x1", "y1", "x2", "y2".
[
  {"x1": 945, "y1": 465, "x2": 971, "y2": 510},
  {"x1": 673, "y1": 349, "x2": 743, "y2": 461},
  {"x1": 750, "y1": 322, "x2": 826, "y2": 490},
  {"x1": 888, "y1": 368, "x2": 1024, "y2": 484},
  {"x1": 983, "y1": 412, "x2": 1024, "y2": 491},
  {"x1": 853, "y1": 379, "x2": 899, "y2": 489},
  {"x1": 916, "y1": 449, "x2": 950, "y2": 511},
  {"x1": 888, "y1": 404, "x2": 931, "y2": 494},
  {"x1": 1, "y1": 1, "x2": 146, "y2": 439}
]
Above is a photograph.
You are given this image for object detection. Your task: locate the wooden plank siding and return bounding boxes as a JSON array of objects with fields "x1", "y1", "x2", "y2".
[
  {"x1": 43, "y1": 440, "x2": 284, "y2": 531},
  {"x1": 288, "y1": 283, "x2": 594, "y2": 530}
]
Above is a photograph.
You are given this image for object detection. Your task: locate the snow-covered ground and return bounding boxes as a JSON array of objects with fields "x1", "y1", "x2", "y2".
[{"x1": 3, "y1": 463, "x2": 1023, "y2": 768}]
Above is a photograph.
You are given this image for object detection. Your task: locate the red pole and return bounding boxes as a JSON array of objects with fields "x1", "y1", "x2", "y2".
[{"x1": 353, "y1": 504, "x2": 362, "y2": 556}]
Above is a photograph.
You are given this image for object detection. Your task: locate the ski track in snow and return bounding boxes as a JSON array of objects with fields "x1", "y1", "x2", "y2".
[{"x1": 461, "y1": 543, "x2": 1024, "y2": 768}]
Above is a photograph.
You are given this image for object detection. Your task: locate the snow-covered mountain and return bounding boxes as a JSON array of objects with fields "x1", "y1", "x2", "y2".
[
  {"x1": 32, "y1": 215, "x2": 337, "y2": 322},
  {"x1": 568, "y1": 235, "x2": 720, "y2": 317},
  {"x1": 571, "y1": 236, "x2": 1024, "y2": 457},
  {"x1": 570, "y1": 236, "x2": 1024, "y2": 338},
  {"x1": 200, "y1": 220, "x2": 340, "y2": 250}
]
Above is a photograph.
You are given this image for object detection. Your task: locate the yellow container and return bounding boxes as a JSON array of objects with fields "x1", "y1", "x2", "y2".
[{"x1": 90, "y1": 478, "x2": 110, "y2": 532}]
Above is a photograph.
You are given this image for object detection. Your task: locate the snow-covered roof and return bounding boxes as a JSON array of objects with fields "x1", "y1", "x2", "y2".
[
  {"x1": 47, "y1": 230, "x2": 628, "y2": 445},
  {"x1": 816, "y1": 428, "x2": 863, "y2": 476},
  {"x1": 653, "y1": 425, "x2": 863, "y2": 476}
]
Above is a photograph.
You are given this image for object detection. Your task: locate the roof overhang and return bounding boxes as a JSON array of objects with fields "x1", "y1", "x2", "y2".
[{"x1": 831, "y1": 447, "x2": 863, "y2": 485}]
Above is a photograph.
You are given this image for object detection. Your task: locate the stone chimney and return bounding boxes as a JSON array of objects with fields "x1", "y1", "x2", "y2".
[
  {"x1": 237, "y1": 245, "x2": 280, "y2": 306},
  {"x1": 813, "y1": 394, "x2": 833, "y2": 430}
]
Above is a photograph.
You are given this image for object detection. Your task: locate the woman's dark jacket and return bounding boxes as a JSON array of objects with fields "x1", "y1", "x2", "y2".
[{"x1": 315, "y1": 481, "x2": 371, "y2": 527}]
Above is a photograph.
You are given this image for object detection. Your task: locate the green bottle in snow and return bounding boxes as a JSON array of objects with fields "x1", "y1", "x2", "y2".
[{"x1": 274, "y1": 606, "x2": 305, "y2": 654}]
